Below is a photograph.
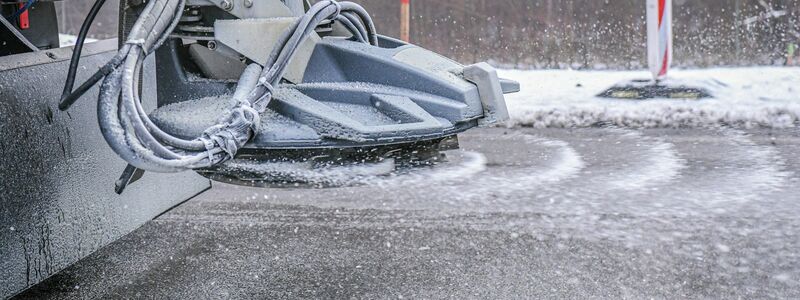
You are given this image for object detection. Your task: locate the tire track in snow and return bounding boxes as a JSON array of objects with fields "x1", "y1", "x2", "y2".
[
  {"x1": 366, "y1": 151, "x2": 488, "y2": 188},
  {"x1": 677, "y1": 128, "x2": 792, "y2": 207},
  {"x1": 570, "y1": 127, "x2": 793, "y2": 214},
  {"x1": 522, "y1": 127, "x2": 687, "y2": 202},
  {"x1": 183, "y1": 128, "x2": 796, "y2": 254},
  {"x1": 602, "y1": 129, "x2": 687, "y2": 192},
  {"x1": 360, "y1": 133, "x2": 584, "y2": 192},
  {"x1": 561, "y1": 128, "x2": 794, "y2": 248},
  {"x1": 384, "y1": 133, "x2": 587, "y2": 211},
  {"x1": 723, "y1": 130, "x2": 792, "y2": 199},
  {"x1": 237, "y1": 133, "x2": 586, "y2": 212},
  {"x1": 209, "y1": 129, "x2": 689, "y2": 214},
  {"x1": 479, "y1": 134, "x2": 586, "y2": 188}
]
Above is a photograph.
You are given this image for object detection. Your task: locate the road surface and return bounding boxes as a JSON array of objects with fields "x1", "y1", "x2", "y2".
[{"x1": 16, "y1": 127, "x2": 800, "y2": 299}]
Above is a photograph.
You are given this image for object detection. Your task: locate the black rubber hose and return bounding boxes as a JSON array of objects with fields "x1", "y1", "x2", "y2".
[
  {"x1": 87, "y1": 0, "x2": 380, "y2": 172},
  {"x1": 58, "y1": 65, "x2": 109, "y2": 110},
  {"x1": 59, "y1": 0, "x2": 107, "y2": 108},
  {"x1": 59, "y1": 46, "x2": 128, "y2": 111},
  {"x1": 335, "y1": 15, "x2": 364, "y2": 43}
]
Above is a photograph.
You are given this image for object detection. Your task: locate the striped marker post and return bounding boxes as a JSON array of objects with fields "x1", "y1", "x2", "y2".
[
  {"x1": 647, "y1": 0, "x2": 672, "y2": 81},
  {"x1": 400, "y1": 0, "x2": 410, "y2": 42}
]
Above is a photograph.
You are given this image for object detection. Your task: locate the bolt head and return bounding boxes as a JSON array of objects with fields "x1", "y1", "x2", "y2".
[
  {"x1": 220, "y1": 0, "x2": 233, "y2": 10},
  {"x1": 244, "y1": 0, "x2": 253, "y2": 8}
]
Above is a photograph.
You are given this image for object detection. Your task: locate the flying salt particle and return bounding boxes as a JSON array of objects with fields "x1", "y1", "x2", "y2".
[{"x1": 774, "y1": 273, "x2": 791, "y2": 282}]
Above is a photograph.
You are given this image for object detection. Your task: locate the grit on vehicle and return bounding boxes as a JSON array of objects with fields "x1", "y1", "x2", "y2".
[{"x1": 1, "y1": 0, "x2": 513, "y2": 297}]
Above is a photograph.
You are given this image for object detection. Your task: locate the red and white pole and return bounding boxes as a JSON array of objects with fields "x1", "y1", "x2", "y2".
[
  {"x1": 647, "y1": 0, "x2": 672, "y2": 81},
  {"x1": 400, "y1": 0, "x2": 410, "y2": 42}
]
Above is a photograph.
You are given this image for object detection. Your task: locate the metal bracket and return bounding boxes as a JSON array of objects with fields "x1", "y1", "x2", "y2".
[
  {"x1": 214, "y1": 18, "x2": 319, "y2": 83},
  {"x1": 462, "y1": 62, "x2": 510, "y2": 126},
  {"x1": 187, "y1": 0, "x2": 298, "y2": 18}
]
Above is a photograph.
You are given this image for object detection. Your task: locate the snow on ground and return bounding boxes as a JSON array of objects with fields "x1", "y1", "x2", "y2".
[{"x1": 498, "y1": 67, "x2": 800, "y2": 128}]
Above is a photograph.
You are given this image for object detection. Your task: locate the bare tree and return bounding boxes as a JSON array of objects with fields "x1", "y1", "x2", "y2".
[{"x1": 57, "y1": 0, "x2": 800, "y2": 68}]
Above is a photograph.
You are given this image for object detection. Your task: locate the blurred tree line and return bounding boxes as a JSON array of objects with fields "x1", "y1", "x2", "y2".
[{"x1": 58, "y1": 0, "x2": 799, "y2": 69}]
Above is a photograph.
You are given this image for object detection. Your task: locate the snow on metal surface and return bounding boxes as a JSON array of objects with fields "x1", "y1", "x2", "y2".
[
  {"x1": 0, "y1": 49, "x2": 209, "y2": 298},
  {"x1": 212, "y1": 158, "x2": 397, "y2": 187}
]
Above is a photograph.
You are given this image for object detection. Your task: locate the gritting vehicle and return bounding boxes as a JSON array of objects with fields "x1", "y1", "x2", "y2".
[{"x1": 0, "y1": 0, "x2": 515, "y2": 296}]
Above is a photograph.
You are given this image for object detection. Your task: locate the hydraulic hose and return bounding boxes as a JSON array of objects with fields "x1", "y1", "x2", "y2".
[
  {"x1": 61, "y1": 0, "x2": 107, "y2": 104},
  {"x1": 67, "y1": 0, "x2": 378, "y2": 172}
]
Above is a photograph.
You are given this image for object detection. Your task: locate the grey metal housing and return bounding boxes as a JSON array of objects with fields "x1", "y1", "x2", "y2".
[
  {"x1": 150, "y1": 35, "x2": 516, "y2": 150},
  {"x1": 0, "y1": 40, "x2": 210, "y2": 299}
]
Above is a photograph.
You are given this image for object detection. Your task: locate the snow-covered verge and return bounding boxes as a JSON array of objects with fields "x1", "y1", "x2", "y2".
[{"x1": 498, "y1": 67, "x2": 800, "y2": 128}]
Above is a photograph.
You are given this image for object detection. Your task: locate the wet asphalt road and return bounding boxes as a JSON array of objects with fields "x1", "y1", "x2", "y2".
[{"x1": 17, "y1": 127, "x2": 800, "y2": 299}]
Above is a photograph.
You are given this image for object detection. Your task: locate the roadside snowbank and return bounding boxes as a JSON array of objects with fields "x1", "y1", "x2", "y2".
[{"x1": 498, "y1": 67, "x2": 800, "y2": 128}]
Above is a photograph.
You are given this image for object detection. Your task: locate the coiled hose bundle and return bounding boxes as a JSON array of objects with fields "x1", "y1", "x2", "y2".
[{"x1": 60, "y1": 0, "x2": 378, "y2": 173}]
